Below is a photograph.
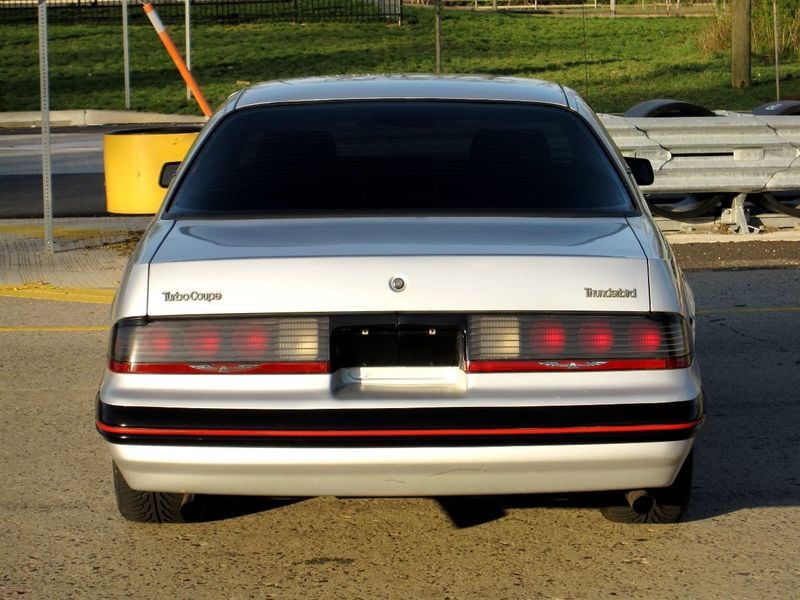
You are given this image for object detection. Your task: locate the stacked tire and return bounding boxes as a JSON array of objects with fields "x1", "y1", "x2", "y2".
[
  {"x1": 751, "y1": 101, "x2": 800, "y2": 218},
  {"x1": 624, "y1": 100, "x2": 724, "y2": 220}
]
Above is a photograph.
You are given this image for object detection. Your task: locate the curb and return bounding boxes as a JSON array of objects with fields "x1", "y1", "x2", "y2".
[
  {"x1": 0, "y1": 109, "x2": 206, "y2": 129},
  {"x1": 664, "y1": 230, "x2": 800, "y2": 244}
]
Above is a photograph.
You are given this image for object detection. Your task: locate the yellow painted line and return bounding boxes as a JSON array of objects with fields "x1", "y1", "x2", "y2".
[
  {"x1": 0, "y1": 285, "x2": 115, "y2": 305},
  {"x1": 0, "y1": 326, "x2": 107, "y2": 333}
]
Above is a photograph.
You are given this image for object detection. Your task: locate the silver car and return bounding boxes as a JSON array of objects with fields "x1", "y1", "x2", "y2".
[{"x1": 97, "y1": 75, "x2": 703, "y2": 524}]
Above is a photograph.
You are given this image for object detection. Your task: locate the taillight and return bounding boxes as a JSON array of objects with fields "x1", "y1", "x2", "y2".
[
  {"x1": 230, "y1": 322, "x2": 270, "y2": 360},
  {"x1": 529, "y1": 319, "x2": 566, "y2": 354},
  {"x1": 467, "y1": 313, "x2": 690, "y2": 372},
  {"x1": 578, "y1": 321, "x2": 614, "y2": 354},
  {"x1": 110, "y1": 317, "x2": 329, "y2": 374},
  {"x1": 187, "y1": 322, "x2": 222, "y2": 359},
  {"x1": 628, "y1": 321, "x2": 663, "y2": 353}
]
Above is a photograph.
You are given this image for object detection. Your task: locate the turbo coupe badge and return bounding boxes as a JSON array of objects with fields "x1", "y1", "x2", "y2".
[{"x1": 162, "y1": 291, "x2": 223, "y2": 302}]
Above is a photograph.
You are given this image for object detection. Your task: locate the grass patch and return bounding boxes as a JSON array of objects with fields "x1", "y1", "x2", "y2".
[{"x1": 1, "y1": 8, "x2": 798, "y2": 114}]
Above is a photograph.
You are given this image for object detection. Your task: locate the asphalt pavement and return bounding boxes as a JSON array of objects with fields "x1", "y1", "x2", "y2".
[
  {"x1": 0, "y1": 110, "x2": 204, "y2": 218},
  {"x1": 3, "y1": 268, "x2": 800, "y2": 599}
]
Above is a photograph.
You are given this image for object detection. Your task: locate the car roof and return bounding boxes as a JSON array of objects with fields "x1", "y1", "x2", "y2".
[{"x1": 234, "y1": 75, "x2": 571, "y2": 109}]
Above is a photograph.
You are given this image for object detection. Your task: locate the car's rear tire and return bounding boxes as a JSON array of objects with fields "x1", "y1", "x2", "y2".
[
  {"x1": 600, "y1": 451, "x2": 693, "y2": 524},
  {"x1": 112, "y1": 463, "x2": 206, "y2": 523},
  {"x1": 645, "y1": 193, "x2": 722, "y2": 219}
]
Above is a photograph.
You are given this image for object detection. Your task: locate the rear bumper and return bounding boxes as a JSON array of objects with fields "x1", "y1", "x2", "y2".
[
  {"x1": 98, "y1": 371, "x2": 703, "y2": 497},
  {"x1": 109, "y1": 439, "x2": 695, "y2": 497},
  {"x1": 96, "y1": 398, "x2": 703, "y2": 447}
]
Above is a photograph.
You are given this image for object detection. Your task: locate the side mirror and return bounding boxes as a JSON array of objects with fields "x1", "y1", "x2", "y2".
[
  {"x1": 625, "y1": 157, "x2": 654, "y2": 186},
  {"x1": 159, "y1": 162, "x2": 181, "y2": 188}
]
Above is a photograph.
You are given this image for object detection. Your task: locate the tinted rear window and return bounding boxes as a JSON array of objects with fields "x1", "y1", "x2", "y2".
[{"x1": 166, "y1": 101, "x2": 635, "y2": 217}]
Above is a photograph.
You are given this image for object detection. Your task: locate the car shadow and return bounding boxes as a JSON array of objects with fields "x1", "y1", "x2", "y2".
[
  {"x1": 192, "y1": 495, "x2": 304, "y2": 523},
  {"x1": 196, "y1": 491, "x2": 628, "y2": 528},
  {"x1": 684, "y1": 309, "x2": 800, "y2": 521},
  {"x1": 436, "y1": 493, "x2": 614, "y2": 529}
]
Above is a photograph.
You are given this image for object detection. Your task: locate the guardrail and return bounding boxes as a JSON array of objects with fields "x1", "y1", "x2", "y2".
[{"x1": 600, "y1": 113, "x2": 800, "y2": 233}]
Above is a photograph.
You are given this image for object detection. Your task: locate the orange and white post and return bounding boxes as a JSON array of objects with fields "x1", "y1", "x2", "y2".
[{"x1": 142, "y1": 2, "x2": 213, "y2": 117}]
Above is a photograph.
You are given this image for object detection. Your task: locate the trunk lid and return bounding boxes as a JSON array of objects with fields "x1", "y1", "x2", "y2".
[{"x1": 147, "y1": 217, "x2": 650, "y2": 315}]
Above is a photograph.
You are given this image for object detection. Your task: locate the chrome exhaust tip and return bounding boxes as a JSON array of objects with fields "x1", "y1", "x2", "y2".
[{"x1": 625, "y1": 489, "x2": 655, "y2": 514}]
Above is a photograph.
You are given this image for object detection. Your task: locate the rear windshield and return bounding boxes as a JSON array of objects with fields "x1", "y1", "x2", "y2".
[{"x1": 166, "y1": 101, "x2": 635, "y2": 217}]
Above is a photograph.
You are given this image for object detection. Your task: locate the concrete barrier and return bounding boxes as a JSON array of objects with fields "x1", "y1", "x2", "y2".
[{"x1": 103, "y1": 127, "x2": 200, "y2": 214}]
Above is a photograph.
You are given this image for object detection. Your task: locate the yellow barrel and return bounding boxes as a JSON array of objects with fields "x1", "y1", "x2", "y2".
[{"x1": 104, "y1": 127, "x2": 200, "y2": 214}]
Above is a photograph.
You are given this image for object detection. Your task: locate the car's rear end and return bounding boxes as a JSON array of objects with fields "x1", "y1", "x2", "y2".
[{"x1": 96, "y1": 76, "x2": 702, "y2": 523}]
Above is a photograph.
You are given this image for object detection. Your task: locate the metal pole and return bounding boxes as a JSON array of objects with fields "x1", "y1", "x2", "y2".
[
  {"x1": 123, "y1": 0, "x2": 131, "y2": 109},
  {"x1": 773, "y1": 0, "x2": 780, "y2": 100},
  {"x1": 185, "y1": 0, "x2": 191, "y2": 101},
  {"x1": 434, "y1": 0, "x2": 442, "y2": 74},
  {"x1": 38, "y1": 0, "x2": 53, "y2": 254}
]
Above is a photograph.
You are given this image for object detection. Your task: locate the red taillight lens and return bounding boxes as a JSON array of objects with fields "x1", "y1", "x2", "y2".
[
  {"x1": 110, "y1": 317, "x2": 328, "y2": 374},
  {"x1": 150, "y1": 327, "x2": 173, "y2": 356},
  {"x1": 578, "y1": 321, "x2": 614, "y2": 354},
  {"x1": 230, "y1": 323, "x2": 270, "y2": 360},
  {"x1": 529, "y1": 319, "x2": 566, "y2": 354},
  {"x1": 628, "y1": 321, "x2": 663, "y2": 353},
  {"x1": 187, "y1": 322, "x2": 222, "y2": 359},
  {"x1": 468, "y1": 313, "x2": 690, "y2": 372}
]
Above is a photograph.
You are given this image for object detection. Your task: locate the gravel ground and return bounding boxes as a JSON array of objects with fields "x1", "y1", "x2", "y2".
[{"x1": 671, "y1": 240, "x2": 800, "y2": 271}]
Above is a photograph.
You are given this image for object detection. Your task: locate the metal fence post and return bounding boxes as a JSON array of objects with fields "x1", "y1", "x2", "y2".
[
  {"x1": 123, "y1": 0, "x2": 131, "y2": 109},
  {"x1": 434, "y1": 0, "x2": 442, "y2": 74},
  {"x1": 38, "y1": 0, "x2": 54, "y2": 254},
  {"x1": 185, "y1": 0, "x2": 191, "y2": 101}
]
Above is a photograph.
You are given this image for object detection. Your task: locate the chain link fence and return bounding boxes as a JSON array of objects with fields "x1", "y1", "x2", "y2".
[{"x1": 0, "y1": 0, "x2": 403, "y2": 24}]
